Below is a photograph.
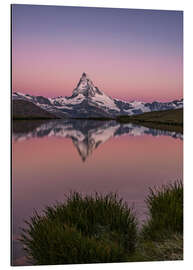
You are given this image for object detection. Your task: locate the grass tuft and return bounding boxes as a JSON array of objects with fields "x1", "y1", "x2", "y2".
[
  {"x1": 20, "y1": 192, "x2": 137, "y2": 265},
  {"x1": 141, "y1": 180, "x2": 183, "y2": 240}
]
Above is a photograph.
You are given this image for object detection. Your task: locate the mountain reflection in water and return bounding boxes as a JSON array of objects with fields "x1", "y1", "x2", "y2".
[{"x1": 12, "y1": 119, "x2": 183, "y2": 162}]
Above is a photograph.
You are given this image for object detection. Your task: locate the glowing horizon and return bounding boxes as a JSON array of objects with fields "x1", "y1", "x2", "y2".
[{"x1": 12, "y1": 5, "x2": 183, "y2": 102}]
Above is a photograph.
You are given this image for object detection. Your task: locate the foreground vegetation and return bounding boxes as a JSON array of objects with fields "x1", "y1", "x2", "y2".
[
  {"x1": 142, "y1": 180, "x2": 183, "y2": 240},
  {"x1": 20, "y1": 181, "x2": 183, "y2": 265},
  {"x1": 130, "y1": 233, "x2": 183, "y2": 262},
  {"x1": 117, "y1": 109, "x2": 183, "y2": 133},
  {"x1": 132, "y1": 180, "x2": 183, "y2": 262},
  {"x1": 21, "y1": 193, "x2": 137, "y2": 265}
]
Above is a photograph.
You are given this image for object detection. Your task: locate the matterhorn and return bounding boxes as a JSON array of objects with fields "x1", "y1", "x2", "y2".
[{"x1": 13, "y1": 72, "x2": 183, "y2": 119}]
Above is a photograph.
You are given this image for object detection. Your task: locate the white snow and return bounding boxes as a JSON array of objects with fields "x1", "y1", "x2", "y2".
[
  {"x1": 50, "y1": 94, "x2": 84, "y2": 106},
  {"x1": 91, "y1": 93, "x2": 120, "y2": 111},
  {"x1": 122, "y1": 101, "x2": 150, "y2": 114},
  {"x1": 130, "y1": 101, "x2": 150, "y2": 112}
]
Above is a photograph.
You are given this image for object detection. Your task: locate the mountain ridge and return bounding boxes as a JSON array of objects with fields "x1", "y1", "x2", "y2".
[{"x1": 12, "y1": 73, "x2": 183, "y2": 119}]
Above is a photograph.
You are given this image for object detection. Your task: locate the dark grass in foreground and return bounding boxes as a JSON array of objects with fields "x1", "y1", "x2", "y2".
[
  {"x1": 131, "y1": 180, "x2": 183, "y2": 262},
  {"x1": 130, "y1": 233, "x2": 183, "y2": 262},
  {"x1": 142, "y1": 180, "x2": 183, "y2": 240},
  {"x1": 20, "y1": 193, "x2": 137, "y2": 265},
  {"x1": 20, "y1": 181, "x2": 183, "y2": 265},
  {"x1": 117, "y1": 109, "x2": 183, "y2": 133}
]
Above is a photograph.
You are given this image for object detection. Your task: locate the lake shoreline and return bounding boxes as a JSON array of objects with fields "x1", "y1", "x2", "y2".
[
  {"x1": 116, "y1": 108, "x2": 183, "y2": 133},
  {"x1": 12, "y1": 117, "x2": 183, "y2": 134}
]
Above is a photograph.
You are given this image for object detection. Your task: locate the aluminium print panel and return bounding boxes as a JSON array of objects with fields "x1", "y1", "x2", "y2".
[{"x1": 11, "y1": 4, "x2": 183, "y2": 266}]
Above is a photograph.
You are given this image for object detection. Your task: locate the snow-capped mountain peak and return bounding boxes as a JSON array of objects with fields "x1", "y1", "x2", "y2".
[
  {"x1": 12, "y1": 73, "x2": 183, "y2": 119},
  {"x1": 73, "y1": 72, "x2": 104, "y2": 97}
]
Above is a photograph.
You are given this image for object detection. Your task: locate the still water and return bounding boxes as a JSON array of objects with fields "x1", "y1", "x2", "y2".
[{"x1": 12, "y1": 119, "x2": 183, "y2": 265}]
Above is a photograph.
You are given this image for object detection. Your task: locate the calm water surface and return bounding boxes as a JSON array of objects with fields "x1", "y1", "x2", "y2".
[{"x1": 12, "y1": 119, "x2": 183, "y2": 265}]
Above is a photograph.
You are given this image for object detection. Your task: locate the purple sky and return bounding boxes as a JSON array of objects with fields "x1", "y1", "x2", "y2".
[{"x1": 12, "y1": 4, "x2": 183, "y2": 102}]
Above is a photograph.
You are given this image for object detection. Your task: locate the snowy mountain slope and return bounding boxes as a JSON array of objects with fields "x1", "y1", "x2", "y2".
[{"x1": 12, "y1": 72, "x2": 183, "y2": 118}]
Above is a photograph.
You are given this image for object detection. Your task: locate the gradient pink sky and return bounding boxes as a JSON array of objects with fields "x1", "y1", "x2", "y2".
[{"x1": 12, "y1": 5, "x2": 183, "y2": 102}]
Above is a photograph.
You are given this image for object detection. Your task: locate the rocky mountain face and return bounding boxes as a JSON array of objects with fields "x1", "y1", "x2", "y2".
[
  {"x1": 12, "y1": 99, "x2": 59, "y2": 119},
  {"x1": 12, "y1": 73, "x2": 183, "y2": 118}
]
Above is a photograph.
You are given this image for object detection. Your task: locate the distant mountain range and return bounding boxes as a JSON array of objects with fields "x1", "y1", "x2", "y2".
[
  {"x1": 12, "y1": 72, "x2": 183, "y2": 119},
  {"x1": 13, "y1": 119, "x2": 183, "y2": 162}
]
